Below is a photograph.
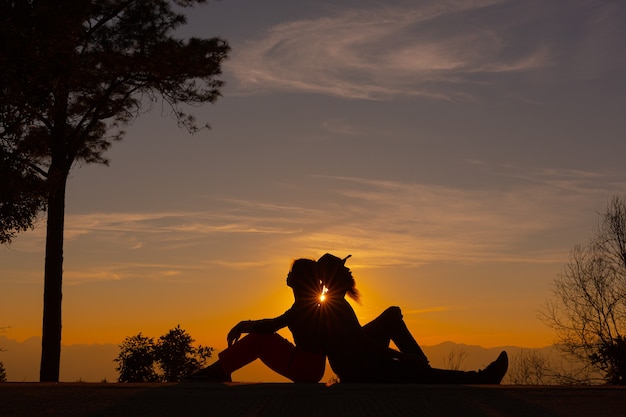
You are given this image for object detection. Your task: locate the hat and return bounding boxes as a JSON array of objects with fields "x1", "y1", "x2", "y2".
[
  {"x1": 317, "y1": 253, "x2": 351, "y2": 266},
  {"x1": 317, "y1": 253, "x2": 351, "y2": 278},
  {"x1": 317, "y1": 253, "x2": 360, "y2": 302}
]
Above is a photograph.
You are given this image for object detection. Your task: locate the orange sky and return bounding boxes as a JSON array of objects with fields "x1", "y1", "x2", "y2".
[
  {"x1": 2, "y1": 237, "x2": 559, "y2": 350},
  {"x1": 2, "y1": 0, "x2": 626, "y2": 382}
]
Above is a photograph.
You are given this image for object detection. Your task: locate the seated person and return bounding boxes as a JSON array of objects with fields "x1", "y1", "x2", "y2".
[
  {"x1": 186, "y1": 258, "x2": 326, "y2": 383},
  {"x1": 317, "y1": 253, "x2": 508, "y2": 384}
]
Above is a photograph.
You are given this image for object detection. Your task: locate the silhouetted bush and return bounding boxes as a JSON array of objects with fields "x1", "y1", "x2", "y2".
[
  {"x1": 0, "y1": 361, "x2": 6, "y2": 382},
  {"x1": 115, "y1": 325, "x2": 212, "y2": 382},
  {"x1": 591, "y1": 336, "x2": 626, "y2": 385},
  {"x1": 115, "y1": 333, "x2": 159, "y2": 383}
]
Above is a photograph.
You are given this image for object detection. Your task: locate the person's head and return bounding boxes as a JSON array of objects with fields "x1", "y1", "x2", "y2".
[
  {"x1": 286, "y1": 258, "x2": 321, "y2": 300},
  {"x1": 317, "y1": 253, "x2": 360, "y2": 303}
]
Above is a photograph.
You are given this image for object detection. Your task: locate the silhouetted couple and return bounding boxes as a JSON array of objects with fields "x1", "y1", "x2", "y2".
[{"x1": 186, "y1": 254, "x2": 508, "y2": 384}]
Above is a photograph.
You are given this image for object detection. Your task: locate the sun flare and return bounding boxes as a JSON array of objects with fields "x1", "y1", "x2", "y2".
[{"x1": 320, "y1": 285, "x2": 328, "y2": 302}]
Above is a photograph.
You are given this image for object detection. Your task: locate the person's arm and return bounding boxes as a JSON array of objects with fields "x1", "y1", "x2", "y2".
[{"x1": 226, "y1": 313, "x2": 289, "y2": 346}]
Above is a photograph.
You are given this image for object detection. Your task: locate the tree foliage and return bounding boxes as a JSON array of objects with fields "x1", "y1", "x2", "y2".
[
  {"x1": 590, "y1": 335, "x2": 626, "y2": 385},
  {"x1": 0, "y1": 328, "x2": 6, "y2": 382},
  {"x1": 154, "y1": 325, "x2": 213, "y2": 382},
  {"x1": 0, "y1": 145, "x2": 47, "y2": 244},
  {"x1": 541, "y1": 196, "x2": 626, "y2": 385},
  {"x1": 0, "y1": 0, "x2": 229, "y2": 381},
  {"x1": 115, "y1": 325, "x2": 212, "y2": 382},
  {"x1": 0, "y1": 361, "x2": 6, "y2": 383},
  {"x1": 114, "y1": 333, "x2": 159, "y2": 383}
]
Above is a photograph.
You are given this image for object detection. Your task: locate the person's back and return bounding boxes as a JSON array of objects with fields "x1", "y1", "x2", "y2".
[
  {"x1": 317, "y1": 253, "x2": 509, "y2": 384},
  {"x1": 322, "y1": 295, "x2": 393, "y2": 382},
  {"x1": 283, "y1": 296, "x2": 325, "y2": 355}
]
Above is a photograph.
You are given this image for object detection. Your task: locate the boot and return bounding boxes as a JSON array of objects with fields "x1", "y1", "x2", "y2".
[
  {"x1": 476, "y1": 351, "x2": 508, "y2": 384},
  {"x1": 182, "y1": 361, "x2": 232, "y2": 383}
]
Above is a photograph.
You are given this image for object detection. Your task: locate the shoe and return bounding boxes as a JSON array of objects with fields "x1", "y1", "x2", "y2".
[
  {"x1": 182, "y1": 364, "x2": 232, "y2": 383},
  {"x1": 477, "y1": 351, "x2": 508, "y2": 384}
]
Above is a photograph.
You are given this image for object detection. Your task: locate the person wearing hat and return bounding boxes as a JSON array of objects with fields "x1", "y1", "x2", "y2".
[
  {"x1": 186, "y1": 258, "x2": 326, "y2": 383},
  {"x1": 317, "y1": 253, "x2": 508, "y2": 384}
]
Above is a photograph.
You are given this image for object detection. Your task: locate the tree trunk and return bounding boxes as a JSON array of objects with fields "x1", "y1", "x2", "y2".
[{"x1": 39, "y1": 170, "x2": 67, "y2": 382}]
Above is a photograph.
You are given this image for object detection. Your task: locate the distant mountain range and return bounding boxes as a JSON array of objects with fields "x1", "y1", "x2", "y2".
[
  {"x1": 0, "y1": 335, "x2": 558, "y2": 383},
  {"x1": 0, "y1": 336, "x2": 119, "y2": 382}
]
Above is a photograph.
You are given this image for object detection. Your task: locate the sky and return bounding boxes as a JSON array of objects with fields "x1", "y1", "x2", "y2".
[{"x1": 2, "y1": 0, "x2": 626, "y2": 381}]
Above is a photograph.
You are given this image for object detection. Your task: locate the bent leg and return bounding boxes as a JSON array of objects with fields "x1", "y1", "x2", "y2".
[
  {"x1": 428, "y1": 351, "x2": 508, "y2": 384},
  {"x1": 358, "y1": 352, "x2": 507, "y2": 384},
  {"x1": 219, "y1": 333, "x2": 324, "y2": 382},
  {"x1": 362, "y1": 306, "x2": 429, "y2": 365},
  {"x1": 283, "y1": 349, "x2": 326, "y2": 383}
]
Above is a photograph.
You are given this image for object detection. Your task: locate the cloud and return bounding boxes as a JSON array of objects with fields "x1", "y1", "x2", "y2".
[
  {"x1": 63, "y1": 209, "x2": 304, "y2": 243},
  {"x1": 302, "y1": 166, "x2": 626, "y2": 267},
  {"x1": 11, "y1": 164, "x2": 621, "y2": 285},
  {"x1": 226, "y1": 0, "x2": 559, "y2": 100},
  {"x1": 225, "y1": 0, "x2": 626, "y2": 100},
  {"x1": 62, "y1": 262, "x2": 190, "y2": 285}
]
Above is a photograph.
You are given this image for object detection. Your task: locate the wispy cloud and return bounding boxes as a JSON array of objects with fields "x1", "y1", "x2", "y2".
[
  {"x1": 11, "y1": 164, "x2": 622, "y2": 285},
  {"x1": 226, "y1": 0, "x2": 626, "y2": 100},
  {"x1": 301, "y1": 167, "x2": 625, "y2": 267},
  {"x1": 227, "y1": 0, "x2": 559, "y2": 100},
  {"x1": 62, "y1": 262, "x2": 192, "y2": 285},
  {"x1": 63, "y1": 209, "x2": 303, "y2": 242}
]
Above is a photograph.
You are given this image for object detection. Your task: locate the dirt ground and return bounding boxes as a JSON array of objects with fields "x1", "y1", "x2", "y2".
[{"x1": 1, "y1": 382, "x2": 625, "y2": 417}]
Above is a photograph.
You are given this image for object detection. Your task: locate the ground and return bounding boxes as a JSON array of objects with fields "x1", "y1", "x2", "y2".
[{"x1": 1, "y1": 382, "x2": 625, "y2": 417}]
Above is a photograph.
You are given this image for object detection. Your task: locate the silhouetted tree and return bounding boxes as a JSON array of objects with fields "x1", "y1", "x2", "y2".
[
  {"x1": 591, "y1": 335, "x2": 626, "y2": 385},
  {"x1": 0, "y1": 0, "x2": 229, "y2": 381},
  {"x1": 0, "y1": 145, "x2": 47, "y2": 244},
  {"x1": 115, "y1": 326, "x2": 212, "y2": 382},
  {"x1": 0, "y1": 328, "x2": 7, "y2": 382},
  {"x1": 155, "y1": 325, "x2": 213, "y2": 382},
  {"x1": 541, "y1": 196, "x2": 626, "y2": 385},
  {"x1": 115, "y1": 333, "x2": 159, "y2": 383}
]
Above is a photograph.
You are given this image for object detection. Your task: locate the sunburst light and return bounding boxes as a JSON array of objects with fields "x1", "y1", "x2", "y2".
[{"x1": 320, "y1": 285, "x2": 329, "y2": 302}]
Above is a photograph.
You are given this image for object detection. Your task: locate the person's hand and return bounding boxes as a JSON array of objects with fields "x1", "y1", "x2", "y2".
[{"x1": 227, "y1": 321, "x2": 251, "y2": 346}]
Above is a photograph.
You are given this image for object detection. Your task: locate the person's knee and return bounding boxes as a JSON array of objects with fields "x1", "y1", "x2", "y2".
[{"x1": 382, "y1": 306, "x2": 403, "y2": 320}]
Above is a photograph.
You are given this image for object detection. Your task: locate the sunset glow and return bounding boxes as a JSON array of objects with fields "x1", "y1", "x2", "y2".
[{"x1": 1, "y1": 0, "x2": 626, "y2": 383}]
